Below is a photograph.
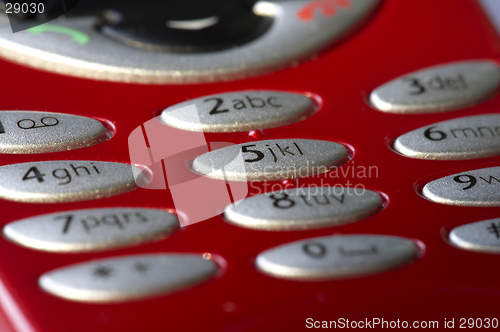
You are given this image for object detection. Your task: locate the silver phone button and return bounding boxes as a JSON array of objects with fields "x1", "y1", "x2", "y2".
[
  {"x1": 225, "y1": 187, "x2": 382, "y2": 231},
  {"x1": 160, "y1": 91, "x2": 314, "y2": 132},
  {"x1": 3, "y1": 208, "x2": 179, "y2": 252},
  {"x1": 394, "y1": 114, "x2": 500, "y2": 160},
  {"x1": 191, "y1": 139, "x2": 347, "y2": 181},
  {"x1": 256, "y1": 235, "x2": 418, "y2": 280},
  {"x1": 0, "y1": 111, "x2": 106, "y2": 154},
  {"x1": 449, "y1": 218, "x2": 500, "y2": 253},
  {"x1": 0, "y1": 161, "x2": 142, "y2": 203},
  {"x1": 370, "y1": 61, "x2": 500, "y2": 113},
  {"x1": 39, "y1": 254, "x2": 218, "y2": 302},
  {"x1": 423, "y1": 166, "x2": 500, "y2": 206}
]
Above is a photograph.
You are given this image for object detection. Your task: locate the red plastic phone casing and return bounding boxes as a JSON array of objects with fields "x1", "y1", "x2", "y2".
[{"x1": 0, "y1": 0, "x2": 499, "y2": 331}]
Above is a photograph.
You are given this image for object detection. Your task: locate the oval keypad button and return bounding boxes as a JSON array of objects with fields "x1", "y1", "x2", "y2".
[
  {"x1": 39, "y1": 254, "x2": 218, "y2": 303},
  {"x1": 225, "y1": 187, "x2": 382, "y2": 230},
  {"x1": 394, "y1": 114, "x2": 500, "y2": 160},
  {"x1": 0, "y1": 111, "x2": 106, "y2": 153},
  {"x1": 191, "y1": 139, "x2": 347, "y2": 181},
  {"x1": 256, "y1": 235, "x2": 418, "y2": 280},
  {"x1": 3, "y1": 208, "x2": 179, "y2": 252},
  {"x1": 0, "y1": 161, "x2": 142, "y2": 203},
  {"x1": 370, "y1": 61, "x2": 500, "y2": 113},
  {"x1": 423, "y1": 166, "x2": 500, "y2": 206},
  {"x1": 160, "y1": 91, "x2": 314, "y2": 132},
  {"x1": 449, "y1": 218, "x2": 500, "y2": 253}
]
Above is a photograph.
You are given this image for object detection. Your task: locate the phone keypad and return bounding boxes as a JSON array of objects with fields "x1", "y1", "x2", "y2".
[
  {"x1": 3, "y1": 208, "x2": 179, "y2": 253},
  {"x1": 423, "y1": 166, "x2": 500, "y2": 206},
  {"x1": 160, "y1": 91, "x2": 314, "y2": 133},
  {"x1": 370, "y1": 61, "x2": 500, "y2": 114},
  {"x1": 192, "y1": 139, "x2": 347, "y2": 181},
  {"x1": 256, "y1": 235, "x2": 418, "y2": 280},
  {"x1": 0, "y1": 161, "x2": 142, "y2": 203},
  {"x1": 0, "y1": 0, "x2": 497, "y2": 327},
  {"x1": 38, "y1": 254, "x2": 218, "y2": 303},
  {"x1": 449, "y1": 218, "x2": 500, "y2": 253},
  {"x1": 0, "y1": 111, "x2": 106, "y2": 154},
  {"x1": 394, "y1": 114, "x2": 500, "y2": 160},
  {"x1": 224, "y1": 187, "x2": 382, "y2": 231}
]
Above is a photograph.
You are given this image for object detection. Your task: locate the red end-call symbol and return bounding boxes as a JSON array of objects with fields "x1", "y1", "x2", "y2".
[{"x1": 297, "y1": 0, "x2": 351, "y2": 22}]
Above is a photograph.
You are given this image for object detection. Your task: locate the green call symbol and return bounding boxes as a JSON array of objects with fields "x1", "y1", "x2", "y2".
[{"x1": 28, "y1": 24, "x2": 89, "y2": 44}]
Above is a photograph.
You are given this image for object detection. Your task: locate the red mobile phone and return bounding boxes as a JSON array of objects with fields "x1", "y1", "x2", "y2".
[{"x1": 0, "y1": 0, "x2": 500, "y2": 331}]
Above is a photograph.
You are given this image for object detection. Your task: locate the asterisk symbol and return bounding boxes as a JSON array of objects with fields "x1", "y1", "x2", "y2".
[
  {"x1": 92, "y1": 266, "x2": 114, "y2": 279},
  {"x1": 133, "y1": 262, "x2": 149, "y2": 274}
]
